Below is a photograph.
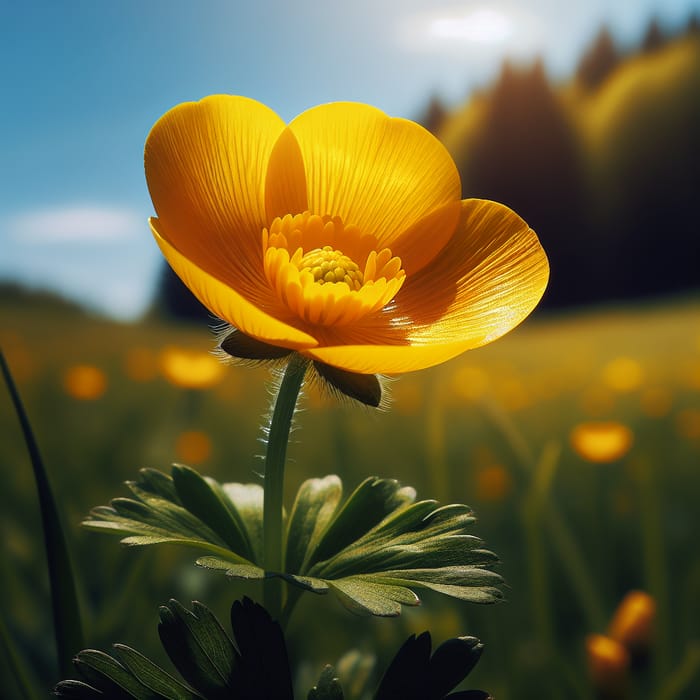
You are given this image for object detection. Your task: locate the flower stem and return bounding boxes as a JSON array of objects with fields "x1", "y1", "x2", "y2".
[{"x1": 263, "y1": 353, "x2": 308, "y2": 618}]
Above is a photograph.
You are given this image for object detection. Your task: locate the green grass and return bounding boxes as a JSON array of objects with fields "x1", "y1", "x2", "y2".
[{"x1": 1, "y1": 294, "x2": 699, "y2": 698}]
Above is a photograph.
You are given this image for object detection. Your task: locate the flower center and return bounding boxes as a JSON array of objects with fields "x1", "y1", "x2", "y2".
[
  {"x1": 298, "y1": 246, "x2": 364, "y2": 289},
  {"x1": 262, "y1": 212, "x2": 405, "y2": 326}
]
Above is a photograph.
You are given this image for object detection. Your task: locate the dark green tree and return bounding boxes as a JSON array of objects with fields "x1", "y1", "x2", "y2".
[
  {"x1": 461, "y1": 60, "x2": 588, "y2": 307},
  {"x1": 576, "y1": 26, "x2": 620, "y2": 89}
]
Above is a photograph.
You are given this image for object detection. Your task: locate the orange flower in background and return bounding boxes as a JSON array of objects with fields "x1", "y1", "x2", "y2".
[
  {"x1": 63, "y1": 364, "x2": 107, "y2": 400},
  {"x1": 145, "y1": 96, "x2": 549, "y2": 375},
  {"x1": 585, "y1": 634, "x2": 630, "y2": 698},
  {"x1": 608, "y1": 591, "x2": 655, "y2": 655},
  {"x1": 475, "y1": 464, "x2": 513, "y2": 503},
  {"x1": 159, "y1": 346, "x2": 225, "y2": 389},
  {"x1": 175, "y1": 430, "x2": 212, "y2": 464},
  {"x1": 570, "y1": 421, "x2": 634, "y2": 463}
]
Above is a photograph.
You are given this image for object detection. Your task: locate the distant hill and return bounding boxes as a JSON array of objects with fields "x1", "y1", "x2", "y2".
[{"x1": 0, "y1": 280, "x2": 91, "y2": 317}]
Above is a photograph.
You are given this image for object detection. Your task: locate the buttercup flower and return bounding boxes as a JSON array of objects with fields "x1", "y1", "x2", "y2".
[{"x1": 145, "y1": 96, "x2": 548, "y2": 375}]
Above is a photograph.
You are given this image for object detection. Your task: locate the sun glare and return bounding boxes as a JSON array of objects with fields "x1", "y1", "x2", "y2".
[
  {"x1": 429, "y1": 7, "x2": 513, "y2": 44},
  {"x1": 398, "y1": 3, "x2": 541, "y2": 57}
]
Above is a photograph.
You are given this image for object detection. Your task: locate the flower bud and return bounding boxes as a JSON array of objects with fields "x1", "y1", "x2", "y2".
[
  {"x1": 586, "y1": 634, "x2": 629, "y2": 700},
  {"x1": 608, "y1": 590, "x2": 655, "y2": 664}
]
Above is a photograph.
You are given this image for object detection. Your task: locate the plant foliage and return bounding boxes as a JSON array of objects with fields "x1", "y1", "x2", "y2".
[{"x1": 85, "y1": 466, "x2": 503, "y2": 616}]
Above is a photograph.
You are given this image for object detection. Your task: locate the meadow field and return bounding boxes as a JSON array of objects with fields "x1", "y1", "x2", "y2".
[{"x1": 1, "y1": 292, "x2": 699, "y2": 699}]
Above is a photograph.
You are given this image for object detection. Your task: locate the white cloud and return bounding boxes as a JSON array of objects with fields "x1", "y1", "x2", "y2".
[
  {"x1": 396, "y1": 4, "x2": 544, "y2": 56},
  {"x1": 6, "y1": 204, "x2": 143, "y2": 243}
]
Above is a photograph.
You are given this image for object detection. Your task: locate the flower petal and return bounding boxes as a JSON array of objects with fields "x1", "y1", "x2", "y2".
[
  {"x1": 145, "y1": 95, "x2": 285, "y2": 299},
  {"x1": 264, "y1": 126, "x2": 309, "y2": 221},
  {"x1": 151, "y1": 219, "x2": 318, "y2": 350},
  {"x1": 304, "y1": 200, "x2": 549, "y2": 374},
  {"x1": 287, "y1": 102, "x2": 461, "y2": 253}
]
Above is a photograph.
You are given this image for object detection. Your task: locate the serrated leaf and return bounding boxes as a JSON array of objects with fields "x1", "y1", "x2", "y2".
[
  {"x1": 310, "y1": 477, "x2": 416, "y2": 566},
  {"x1": 229, "y1": 597, "x2": 294, "y2": 699},
  {"x1": 172, "y1": 465, "x2": 254, "y2": 558},
  {"x1": 113, "y1": 644, "x2": 202, "y2": 699},
  {"x1": 428, "y1": 637, "x2": 484, "y2": 698},
  {"x1": 278, "y1": 573, "x2": 330, "y2": 593},
  {"x1": 196, "y1": 557, "x2": 265, "y2": 580},
  {"x1": 281, "y1": 478, "x2": 503, "y2": 616},
  {"x1": 373, "y1": 631, "x2": 489, "y2": 700},
  {"x1": 158, "y1": 600, "x2": 236, "y2": 698},
  {"x1": 328, "y1": 579, "x2": 419, "y2": 617},
  {"x1": 84, "y1": 468, "x2": 262, "y2": 570},
  {"x1": 220, "y1": 482, "x2": 264, "y2": 563},
  {"x1": 374, "y1": 632, "x2": 431, "y2": 699},
  {"x1": 285, "y1": 475, "x2": 343, "y2": 574},
  {"x1": 87, "y1": 468, "x2": 502, "y2": 618},
  {"x1": 56, "y1": 599, "x2": 293, "y2": 699},
  {"x1": 53, "y1": 679, "x2": 105, "y2": 699},
  {"x1": 135, "y1": 467, "x2": 181, "y2": 502},
  {"x1": 308, "y1": 664, "x2": 344, "y2": 700},
  {"x1": 73, "y1": 649, "x2": 151, "y2": 698}
]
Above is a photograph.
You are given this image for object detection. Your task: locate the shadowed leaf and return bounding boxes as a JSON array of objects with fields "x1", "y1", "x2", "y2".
[
  {"x1": 54, "y1": 598, "x2": 293, "y2": 699},
  {"x1": 87, "y1": 468, "x2": 502, "y2": 617}
]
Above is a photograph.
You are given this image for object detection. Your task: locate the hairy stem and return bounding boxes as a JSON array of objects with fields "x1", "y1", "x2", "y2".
[{"x1": 263, "y1": 354, "x2": 308, "y2": 618}]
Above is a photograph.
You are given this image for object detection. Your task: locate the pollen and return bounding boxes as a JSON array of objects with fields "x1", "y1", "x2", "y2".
[
  {"x1": 298, "y1": 246, "x2": 364, "y2": 289},
  {"x1": 262, "y1": 211, "x2": 406, "y2": 326}
]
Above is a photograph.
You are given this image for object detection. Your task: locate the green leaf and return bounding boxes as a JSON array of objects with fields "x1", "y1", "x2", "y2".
[
  {"x1": 373, "y1": 632, "x2": 488, "y2": 700},
  {"x1": 158, "y1": 600, "x2": 236, "y2": 697},
  {"x1": 72, "y1": 650, "x2": 153, "y2": 699},
  {"x1": 327, "y1": 579, "x2": 419, "y2": 617},
  {"x1": 87, "y1": 468, "x2": 502, "y2": 618},
  {"x1": 310, "y1": 477, "x2": 416, "y2": 566},
  {"x1": 113, "y1": 644, "x2": 202, "y2": 699},
  {"x1": 84, "y1": 468, "x2": 263, "y2": 569},
  {"x1": 281, "y1": 477, "x2": 502, "y2": 616},
  {"x1": 285, "y1": 475, "x2": 343, "y2": 574},
  {"x1": 195, "y1": 557, "x2": 265, "y2": 580},
  {"x1": 0, "y1": 349, "x2": 84, "y2": 680},
  {"x1": 220, "y1": 482, "x2": 264, "y2": 564},
  {"x1": 308, "y1": 665, "x2": 344, "y2": 700},
  {"x1": 228, "y1": 597, "x2": 294, "y2": 698},
  {"x1": 171, "y1": 465, "x2": 254, "y2": 559},
  {"x1": 55, "y1": 598, "x2": 293, "y2": 699}
]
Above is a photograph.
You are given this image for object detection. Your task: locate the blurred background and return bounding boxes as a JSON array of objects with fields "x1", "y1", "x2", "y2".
[{"x1": 1, "y1": 1, "x2": 699, "y2": 698}]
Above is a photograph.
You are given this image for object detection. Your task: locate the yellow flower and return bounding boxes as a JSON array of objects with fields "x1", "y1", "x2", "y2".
[
  {"x1": 570, "y1": 421, "x2": 634, "y2": 463},
  {"x1": 145, "y1": 96, "x2": 548, "y2": 375},
  {"x1": 159, "y1": 345, "x2": 225, "y2": 389}
]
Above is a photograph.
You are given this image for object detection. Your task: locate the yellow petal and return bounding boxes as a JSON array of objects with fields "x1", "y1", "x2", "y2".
[
  {"x1": 151, "y1": 219, "x2": 318, "y2": 350},
  {"x1": 287, "y1": 102, "x2": 461, "y2": 253},
  {"x1": 303, "y1": 341, "x2": 484, "y2": 375},
  {"x1": 264, "y1": 126, "x2": 309, "y2": 221},
  {"x1": 396, "y1": 198, "x2": 549, "y2": 346},
  {"x1": 145, "y1": 95, "x2": 285, "y2": 298},
  {"x1": 390, "y1": 200, "x2": 462, "y2": 275},
  {"x1": 305, "y1": 199, "x2": 548, "y2": 374}
]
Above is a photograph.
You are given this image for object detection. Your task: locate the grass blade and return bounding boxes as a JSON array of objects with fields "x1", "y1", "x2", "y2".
[
  {"x1": 0, "y1": 608, "x2": 39, "y2": 700},
  {"x1": 0, "y1": 349, "x2": 84, "y2": 679}
]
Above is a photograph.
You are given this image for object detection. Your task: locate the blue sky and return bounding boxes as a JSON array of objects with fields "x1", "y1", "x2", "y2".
[{"x1": 1, "y1": 0, "x2": 698, "y2": 319}]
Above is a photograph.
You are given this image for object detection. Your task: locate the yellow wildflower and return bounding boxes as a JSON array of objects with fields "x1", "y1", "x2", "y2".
[{"x1": 145, "y1": 96, "x2": 548, "y2": 375}]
